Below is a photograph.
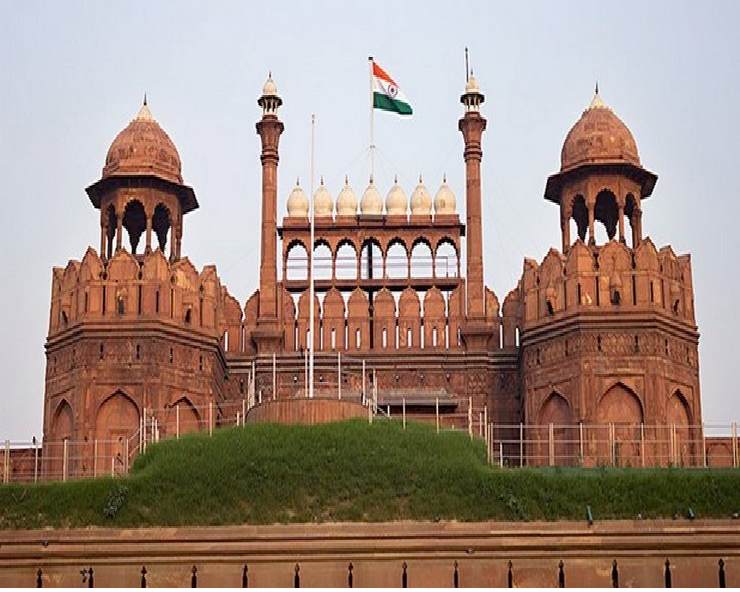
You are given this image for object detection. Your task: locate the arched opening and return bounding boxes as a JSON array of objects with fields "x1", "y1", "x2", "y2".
[
  {"x1": 47, "y1": 399, "x2": 73, "y2": 479},
  {"x1": 335, "y1": 241, "x2": 358, "y2": 280},
  {"x1": 95, "y1": 391, "x2": 140, "y2": 476},
  {"x1": 435, "y1": 239, "x2": 459, "y2": 278},
  {"x1": 286, "y1": 242, "x2": 309, "y2": 281},
  {"x1": 667, "y1": 390, "x2": 692, "y2": 466},
  {"x1": 152, "y1": 204, "x2": 171, "y2": 255},
  {"x1": 596, "y1": 383, "x2": 644, "y2": 466},
  {"x1": 122, "y1": 200, "x2": 146, "y2": 254},
  {"x1": 166, "y1": 397, "x2": 201, "y2": 436},
  {"x1": 105, "y1": 205, "x2": 117, "y2": 257},
  {"x1": 313, "y1": 241, "x2": 333, "y2": 280},
  {"x1": 386, "y1": 239, "x2": 408, "y2": 279},
  {"x1": 594, "y1": 190, "x2": 618, "y2": 244},
  {"x1": 570, "y1": 195, "x2": 588, "y2": 243},
  {"x1": 410, "y1": 240, "x2": 433, "y2": 278},
  {"x1": 360, "y1": 239, "x2": 383, "y2": 279},
  {"x1": 537, "y1": 392, "x2": 576, "y2": 466}
]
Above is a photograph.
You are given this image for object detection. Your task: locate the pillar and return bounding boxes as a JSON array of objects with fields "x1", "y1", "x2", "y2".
[
  {"x1": 100, "y1": 222, "x2": 108, "y2": 260},
  {"x1": 459, "y1": 110, "x2": 487, "y2": 320},
  {"x1": 145, "y1": 214, "x2": 153, "y2": 253},
  {"x1": 617, "y1": 202, "x2": 626, "y2": 243},
  {"x1": 632, "y1": 209, "x2": 643, "y2": 246},
  {"x1": 116, "y1": 214, "x2": 123, "y2": 251},
  {"x1": 561, "y1": 214, "x2": 571, "y2": 253},
  {"x1": 587, "y1": 202, "x2": 595, "y2": 245},
  {"x1": 253, "y1": 86, "x2": 285, "y2": 353}
]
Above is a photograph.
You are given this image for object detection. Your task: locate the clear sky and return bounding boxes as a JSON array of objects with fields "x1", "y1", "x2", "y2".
[{"x1": 1, "y1": 1, "x2": 738, "y2": 439}]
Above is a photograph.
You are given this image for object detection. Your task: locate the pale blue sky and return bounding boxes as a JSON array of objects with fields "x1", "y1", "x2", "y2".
[{"x1": 1, "y1": 1, "x2": 738, "y2": 439}]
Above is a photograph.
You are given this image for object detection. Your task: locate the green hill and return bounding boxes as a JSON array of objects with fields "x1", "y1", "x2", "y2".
[{"x1": 1, "y1": 420, "x2": 739, "y2": 529}]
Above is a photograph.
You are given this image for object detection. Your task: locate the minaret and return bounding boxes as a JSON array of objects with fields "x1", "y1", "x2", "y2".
[
  {"x1": 458, "y1": 69, "x2": 492, "y2": 349},
  {"x1": 254, "y1": 74, "x2": 285, "y2": 353}
]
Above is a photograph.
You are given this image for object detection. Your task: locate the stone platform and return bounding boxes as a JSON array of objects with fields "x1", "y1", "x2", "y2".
[{"x1": 0, "y1": 519, "x2": 738, "y2": 587}]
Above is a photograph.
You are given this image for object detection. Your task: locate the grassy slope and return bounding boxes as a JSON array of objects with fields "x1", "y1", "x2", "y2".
[{"x1": 1, "y1": 420, "x2": 739, "y2": 529}]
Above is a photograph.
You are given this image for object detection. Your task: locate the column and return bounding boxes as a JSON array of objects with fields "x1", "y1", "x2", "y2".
[
  {"x1": 116, "y1": 214, "x2": 123, "y2": 251},
  {"x1": 561, "y1": 214, "x2": 571, "y2": 253},
  {"x1": 617, "y1": 202, "x2": 626, "y2": 243},
  {"x1": 145, "y1": 214, "x2": 153, "y2": 253},
  {"x1": 100, "y1": 222, "x2": 108, "y2": 259},
  {"x1": 587, "y1": 202, "x2": 595, "y2": 246},
  {"x1": 458, "y1": 111, "x2": 487, "y2": 320}
]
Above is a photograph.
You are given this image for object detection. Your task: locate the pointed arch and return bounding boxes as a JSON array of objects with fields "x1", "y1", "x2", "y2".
[
  {"x1": 536, "y1": 391, "x2": 576, "y2": 466},
  {"x1": 95, "y1": 390, "x2": 140, "y2": 476},
  {"x1": 596, "y1": 382, "x2": 643, "y2": 467},
  {"x1": 667, "y1": 389, "x2": 693, "y2": 466},
  {"x1": 166, "y1": 396, "x2": 202, "y2": 436}
]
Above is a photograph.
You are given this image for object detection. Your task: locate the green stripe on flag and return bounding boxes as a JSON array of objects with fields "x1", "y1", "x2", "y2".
[{"x1": 373, "y1": 92, "x2": 413, "y2": 115}]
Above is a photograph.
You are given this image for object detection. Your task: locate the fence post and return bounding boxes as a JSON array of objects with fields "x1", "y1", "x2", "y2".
[
  {"x1": 436, "y1": 398, "x2": 440, "y2": 433},
  {"x1": 124, "y1": 438, "x2": 129, "y2": 474},
  {"x1": 176, "y1": 404, "x2": 180, "y2": 439},
  {"x1": 468, "y1": 397, "x2": 473, "y2": 439},
  {"x1": 209, "y1": 402, "x2": 213, "y2": 437},
  {"x1": 93, "y1": 439, "x2": 98, "y2": 478},
  {"x1": 548, "y1": 423, "x2": 554, "y2": 466},
  {"x1": 702, "y1": 423, "x2": 707, "y2": 468},
  {"x1": 484, "y1": 405, "x2": 488, "y2": 439},
  {"x1": 520, "y1": 422, "x2": 524, "y2": 467},
  {"x1": 272, "y1": 353, "x2": 276, "y2": 400},
  {"x1": 242, "y1": 398, "x2": 246, "y2": 425},
  {"x1": 34, "y1": 439, "x2": 39, "y2": 484},
  {"x1": 669, "y1": 423, "x2": 675, "y2": 466},
  {"x1": 640, "y1": 422, "x2": 646, "y2": 467},
  {"x1": 609, "y1": 423, "x2": 615, "y2": 466},
  {"x1": 402, "y1": 398, "x2": 406, "y2": 430},
  {"x1": 111, "y1": 455, "x2": 115, "y2": 477},
  {"x1": 3, "y1": 440, "x2": 9, "y2": 484},
  {"x1": 499, "y1": 441, "x2": 504, "y2": 468},
  {"x1": 479, "y1": 412, "x2": 483, "y2": 438},
  {"x1": 62, "y1": 439, "x2": 68, "y2": 482},
  {"x1": 732, "y1": 422, "x2": 737, "y2": 468},
  {"x1": 362, "y1": 360, "x2": 366, "y2": 405},
  {"x1": 337, "y1": 352, "x2": 342, "y2": 400},
  {"x1": 579, "y1": 421, "x2": 584, "y2": 464}
]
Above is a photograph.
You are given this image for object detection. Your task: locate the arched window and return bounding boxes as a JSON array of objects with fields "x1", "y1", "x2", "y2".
[
  {"x1": 286, "y1": 242, "x2": 308, "y2": 281},
  {"x1": 410, "y1": 240, "x2": 433, "y2": 278},
  {"x1": 105, "y1": 205, "x2": 117, "y2": 257},
  {"x1": 360, "y1": 239, "x2": 383, "y2": 279},
  {"x1": 434, "y1": 240, "x2": 458, "y2": 277},
  {"x1": 122, "y1": 200, "x2": 146, "y2": 254},
  {"x1": 386, "y1": 240, "x2": 408, "y2": 279},
  {"x1": 335, "y1": 241, "x2": 358, "y2": 280},
  {"x1": 570, "y1": 195, "x2": 588, "y2": 243},
  {"x1": 313, "y1": 241, "x2": 333, "y2": 280},
  {"x1": 152, "y1": 204, "x2": 171, "y2": 254},
  {"x1": 594, "y1": 190, "x2": 618, "y2": 244}
]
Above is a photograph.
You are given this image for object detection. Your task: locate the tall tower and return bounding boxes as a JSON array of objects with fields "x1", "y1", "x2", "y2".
[
  {"x1": 254, "y1": 75, "x2": 285, "y2": 353},
  {"x1": 520, "y1": 89, "x2": 701, "y2": 467},
  {"x1": 458, "y1": 73, "x2": 493, "y2": 349}
]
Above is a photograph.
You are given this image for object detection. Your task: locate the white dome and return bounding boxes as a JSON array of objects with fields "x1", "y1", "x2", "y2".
[
  {"x1": 465, "y1": 75, "x2": 480, "y2": 94},
  {"x1": 262, "y1": 73, "x2": 278, "y2": 97},
  {"x1": 360, "y1": 178, "x2": 383, "y2": 215},
  {"x1": 410, "y1": 175, "x2": 432, "y2": 216},
  {"x1": 313, "y1": 178, "x2": 333, "y2": 217},
  {"x1": 287, "y1": 179, "x2": 309, "y2": 218},
  {"x1": 386, "y1": 177, "x2": 408, "y2": 215},
  {"x1": 336, "y1": 176, "x2": 357, "y2": 216},
  {"x1": 434, "y1": 175, "x2": 456, "y2": 215}
]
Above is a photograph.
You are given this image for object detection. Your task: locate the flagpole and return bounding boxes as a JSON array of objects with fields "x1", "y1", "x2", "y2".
[
  {"x1": 368, "y1": 56, "x2": 375, "y2": 180},
  {"x1": 309, "y1": 113, "x2": 316, "y2": 399}
]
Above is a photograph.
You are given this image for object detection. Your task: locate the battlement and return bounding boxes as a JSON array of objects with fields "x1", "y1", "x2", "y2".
[
  {"x1": 48, "y1": 247, "x2": 242, "y2": 347},
  {"x1": 519, "y1": 238, "x2": 696, "y2": 333}
]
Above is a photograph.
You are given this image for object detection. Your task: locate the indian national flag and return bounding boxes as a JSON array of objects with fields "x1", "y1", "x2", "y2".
[{"x1": 372, "y1": 60, "x2": 413, "y2": 116}]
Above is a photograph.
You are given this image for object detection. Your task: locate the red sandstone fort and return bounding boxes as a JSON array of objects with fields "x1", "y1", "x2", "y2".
[{"x1": 29, "y1": 69, "x2": 728, "y2": 480}]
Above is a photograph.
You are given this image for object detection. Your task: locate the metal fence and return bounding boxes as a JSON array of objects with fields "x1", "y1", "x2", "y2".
[{"x1": 3, "y1": 393, "x2": 738, "y2": 485}]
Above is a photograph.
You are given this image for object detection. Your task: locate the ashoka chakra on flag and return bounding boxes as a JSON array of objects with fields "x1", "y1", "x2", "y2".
[{"x1": 372, "y1": 61, "x2": 413, "y2": 116}]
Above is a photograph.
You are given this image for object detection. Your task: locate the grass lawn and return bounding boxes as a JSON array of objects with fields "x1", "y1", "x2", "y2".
[{"x1": 1, "y1": 419, "x2": 738, "y2": 529}]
